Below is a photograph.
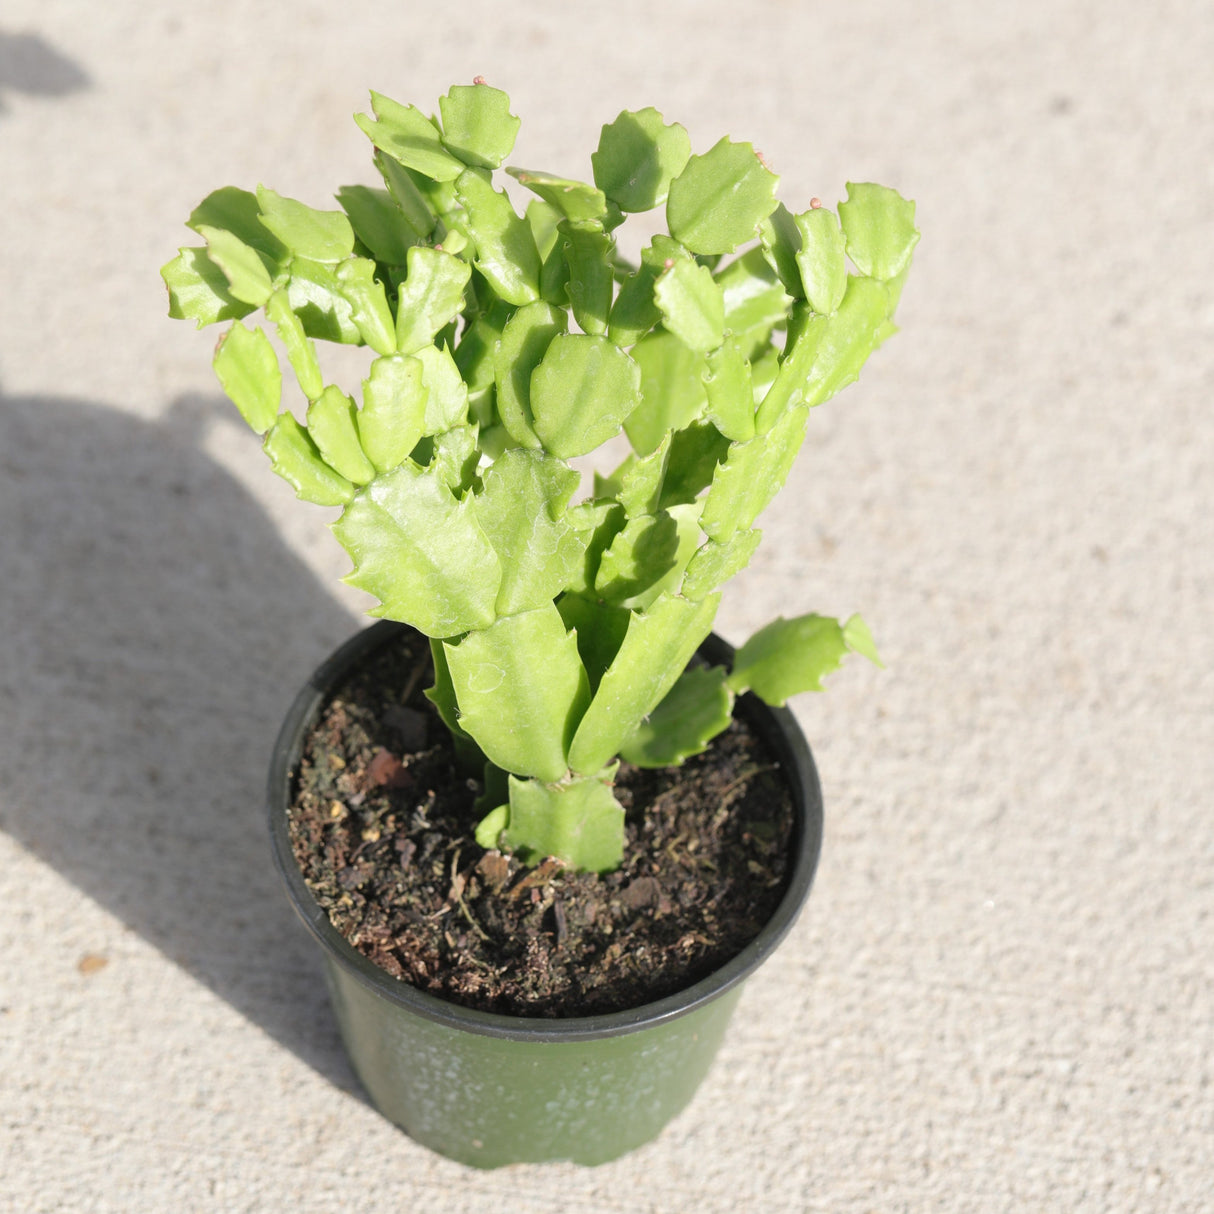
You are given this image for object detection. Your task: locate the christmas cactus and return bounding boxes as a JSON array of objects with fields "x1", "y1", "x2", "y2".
[{"x1": 162, "y1": 82, "x2": 918, "y2": 873}]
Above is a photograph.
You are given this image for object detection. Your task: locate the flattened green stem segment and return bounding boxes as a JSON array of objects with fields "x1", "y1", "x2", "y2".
[
  {"x1": 213, "y1": 321, "x2": 280, "y2": 434},
  {"x1": 555, "y1": 594, "x2": 630, "y2": 694},
  {"x1": 416, "y1": 345, "x2": 470, "y2": 433},
  {"x1": 531, "y1": 334, "x2": 641, "y2": 459},
  {"x1": 336, "y1": 184, "x2": 418, "y2": 265},
  {"x1": 454, "y1": 169, "x2": 541, "y2": 305},
  {"x1": 265, "y1": 291, "x2": 323, "y2": 401},
  {"x1": 263, "y1": 414, "x2": 354, "y2": 506},
  {"x1": 395, "y1": 247, "x2": 471, "y2": 354},
  {"x1": 654, "y1": 257, "x2": 725, "y2": 354},
  {"x1": 681, "y1": 528, "x2": 762, "y2": 600},
  {"x1": 592, "y1": 108, "x2": 691, "y2": 213},
  {"x1": 727, "y1": 612, "x2": 883, "y2": 705},
  {"x1": 701, "y1": 405, "x2": 809, "y2": 541},
  {"x1": 624, "y1": 331, "x2": 707, "y2": 457},
  {"x1": 333, "y1": 462, "x2": 501, "y2": 637},
  {"x1": 356, "y1": 92, "x2": 466, "y2": 182},
  {"x1": 568, "y1": 591, "x2": 721, "y2": 775},
  {"x1": 508, "y1": 167, "x2": 609, "y2": 224},
  {"x1": 502, "y1": 773, "x2": 626, "y2": 873},
  {"x1": 619, "y1": 665, "x2": 732, "y2": 768},
  {"x1": 755, "y1": 277, "x2": 893, "y2": 434},
  {"x1": 608, "y1": 260, "x2": 662, "y2": 347},
  {"x1": 838, "y1": 182, "x2": 920, "y2": 281},
  {"x1": 306, "y1": 386, "x2": 376, "y2": 484},
  {"x1": 560, "y1": 220, "x2": 615, "y2": 336},
  {"x1": 597, "y1": 432, "x2": 671, "y2": 517},
  {"x1": 162, "y1": 247, "x2": 253, "y2": 328},
  {"x1": 187, "y1": 186, "x2": 287, "y2": 262},
  {"x1": 439, "y1": 83, "x2": 520, "y2": 170},
  {"x1": 197, "y1": 225, "x2": 274, "y2": 306},
  {"x1": 472, "y1": 449, "x2": 586, "y2": 615},
  {"x1": 284, "y1": 257, "x2": 361, "y2": 343},
  {"x1": 443, "y1": 604, "x2": 590, "y2": 783},
  {"x1": 795, "y1": 207, "x2": 848, "y2": 316},
  {"x1": 703, "y1": 339, "x2": 755, "y2": 442},
  {"x1": 666, "y1": 137, "x2": 779, "y2": 255},
  {"x1": 595, "y1": 503, "x2": 702, "y2": 610},
  {"x1": 425, "y1": 637, "x2": 473, "y2": 743},
  {"x1": 494, "y1": 301, "x2": 566, "y2": 449},
  {"x1": 335, "y1": 259, "x2": 397, "y2": 355},
  {"x1": 720, "y1": 243, "x2": 792, "y2": 342},
  {"x1": 358, "y1": 354, "x2": 427, "y2": 473},
  {"x1": 256, "y1": 186, "x2": 355, "y2": 264}
]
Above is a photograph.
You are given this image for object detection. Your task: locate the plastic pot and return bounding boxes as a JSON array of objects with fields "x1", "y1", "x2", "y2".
[{"x1": 268, "y1": 620, "x2": 823, "y2": 1168}]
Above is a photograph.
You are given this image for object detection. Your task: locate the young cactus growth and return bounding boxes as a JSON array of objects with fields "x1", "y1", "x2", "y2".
[{"x1": 163, "y1": 83, "x2": 917, "y2": 874}]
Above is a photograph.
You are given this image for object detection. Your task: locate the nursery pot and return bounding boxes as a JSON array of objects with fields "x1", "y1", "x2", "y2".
[{"x1": 268, "y1": 620, "x2": 823, "y2": 1168}]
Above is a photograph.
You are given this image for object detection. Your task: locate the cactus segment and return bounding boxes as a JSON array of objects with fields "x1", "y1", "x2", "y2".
[
  {"x1": 508, "y1": 167, "x2": 610, "y2": 224},
  {"x1": 473, "y1": 449, "x2": 585, "y2": 615},
  {"x1": 415, "y1": 344, "x2": 470, "y2": 434},
  {"x1": 501, "y1": 773, "x2": 625, "y2": 873},
  {"x1": 680, "y1": 528, "x2": 762, "y2": 601},
  {"x1": 666, "y1": 137, "x2": 779, "y2": 255},
  {"x1": 703, "y1": 339, "x2": 756, "y2": 442},
  {"x1": 263, "y1": 413, "x2": 355, "y2": 506},
  {"x1": 195, "y1": 225, "x2": 275, "y2": 307},
  {"x1": 592, "y1": 107, "x2": 691, "y2": 213},
  {"x1": 594, "y1": 502, "x2": 702, "y2": 610},
  {"x1": 357, "y1": 354, "x2": 428, "y2": 473},
  {"x1": 357, "y1": 92, "x2": 466, "y2": 182},
  {"x1": 306, "y1": 386, "x2": 376, "y2": 484},
  {"x1": 530, "y1": 334, "x2": 641, "y2": 459},
  {"x1": 443, "y1": 603, "x2": 589, "y2": 782},
  {"x1": 284, "y1": 257, "x2": 362, "y2": 343},
  {"x1": 439, "y1": 82, "x2": 521, "y2": 170},
  {"x1": 623, "y1": 330, "x2": 708, "y2": 457},
  {"x1": 188, "y1": 186, "x2": 287, "y2": 262},
  {"x1": 794, "y1": 206, "x2": 849, "y2": 316},
  {"x1": 394, "y1": 246, "x2": 472, "y2": 354},
  {"x1": 654, "y1": 257, "x2": 726, "y2": 354},
  {"x1": 838, "y1": 182, "x2": 920, "y2": 281},
  {"x1": 454, "y1": 169, "x2": 541, "y2": 305},
  {"x1": 162, "y1": 247, "x2": 254, "y2": 328},
  {"x1": 566, "y1": 591, "x2": 720, "y2": 776},
  {"x1": 256, "y1": 186, "x2": 356, "y2": 264},
  {"x1": 212, "y1": 321, "x2": 281, "y2": 433},
  {"x1": 493, "y1": 301, "x2": 567, "y2": 449},
  {"x1": 336, "y1": 184, "x2": 419, "y2": 265},
  {"x1": 335, "y1": 258, "x2": 397, "y2": 355},
  {"x1": 618, "y1": 665, "x2": 733, "y2": 768},
  {"x1": 726, "y1": 612, "x2": 882, "y2": 704},
  {"x1": 334, "y1": 461, "x2": 501, "y2": 637},
  {"x1": 701, "y1": 404, "x2": 809, "y2": 541},
  {"x1": 559, "y1": 220, "x2": 615, "y2": 336}
]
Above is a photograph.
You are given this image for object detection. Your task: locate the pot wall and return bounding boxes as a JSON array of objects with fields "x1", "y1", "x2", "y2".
[{"x1": 323, "y1": 953, "x2": 743, "y2": 1167}]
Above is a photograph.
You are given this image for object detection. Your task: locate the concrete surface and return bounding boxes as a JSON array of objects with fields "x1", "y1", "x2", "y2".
[{"x1": 1, "y1": 2, "x2": 1210, "y2": 1210}]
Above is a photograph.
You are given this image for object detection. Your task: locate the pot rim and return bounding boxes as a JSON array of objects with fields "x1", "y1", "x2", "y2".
[{"x1": 268, "y1": 619, "x2": 823, "y2": 1044}]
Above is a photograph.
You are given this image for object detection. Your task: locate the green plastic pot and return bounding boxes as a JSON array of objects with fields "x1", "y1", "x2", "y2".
[{"x1": 269, "y1": 620, "x2": 823, "y2": 1168}]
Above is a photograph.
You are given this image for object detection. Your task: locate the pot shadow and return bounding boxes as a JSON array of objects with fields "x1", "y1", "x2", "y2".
[
  {"x1": 0, "y1": 30, "x2": 91, "y2": 110},
  {"x1": 0, "y1": 387, "x2": 368, "y2": 1094}
]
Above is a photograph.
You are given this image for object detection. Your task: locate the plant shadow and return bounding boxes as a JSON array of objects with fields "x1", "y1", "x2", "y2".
[
  {"x1": 0, "y1": 387, "x2": 368, "y2": 1095},
  {"x1": 0, "y1": 30, "x2": 91, "y2": 109}
]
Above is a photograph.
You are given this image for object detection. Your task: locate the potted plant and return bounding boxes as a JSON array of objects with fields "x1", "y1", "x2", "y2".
[{"x1": 162, "y1": 81, "x2": 917, "y2": 1167}]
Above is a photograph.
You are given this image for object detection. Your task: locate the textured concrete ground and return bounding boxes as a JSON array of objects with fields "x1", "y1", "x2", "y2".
[{"x1": 1, "y1": 3, "x2": 1210, "y2": 1211}]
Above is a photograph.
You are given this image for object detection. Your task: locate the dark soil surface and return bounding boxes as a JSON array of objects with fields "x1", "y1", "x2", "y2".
[{"x1": 288, "y1": 627, "x2": 794, "y2": 1018}]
